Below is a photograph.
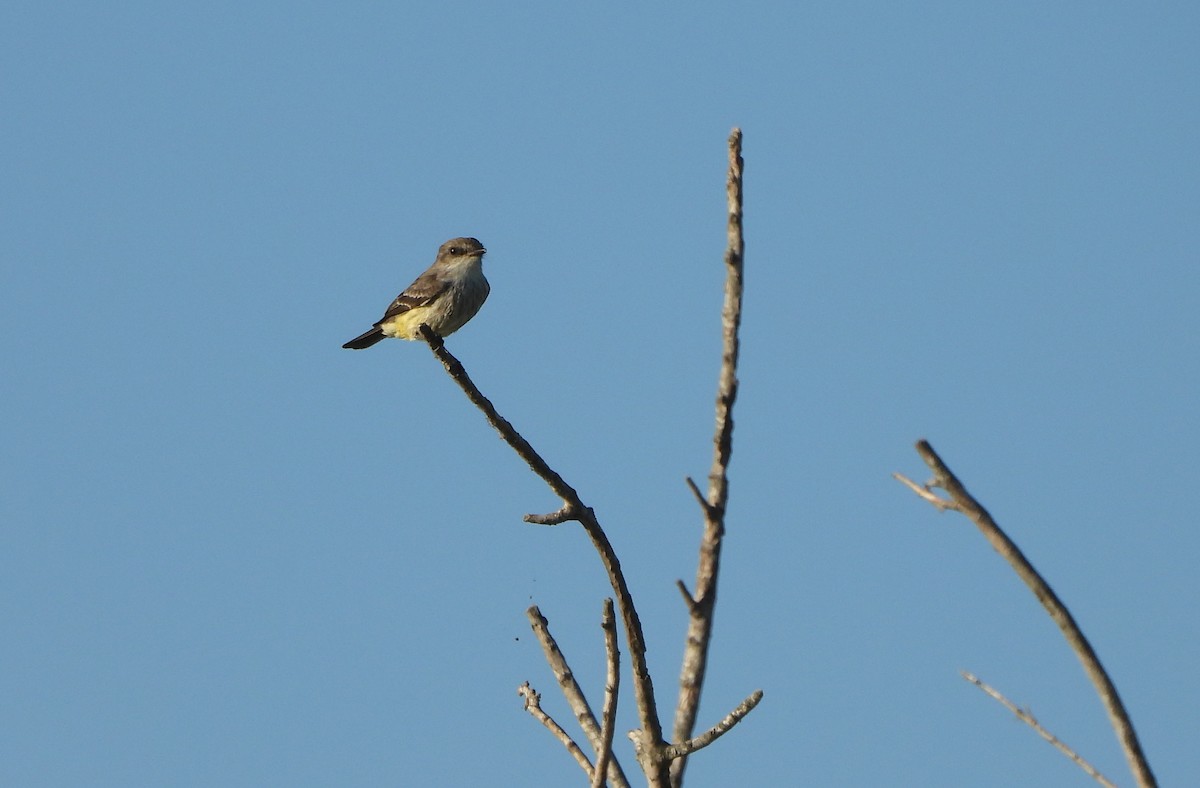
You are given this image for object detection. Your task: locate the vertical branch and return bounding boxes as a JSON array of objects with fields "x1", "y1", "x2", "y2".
[
  {"x1": 670, "y1": 128, "x2": 746, "y2": 786},
  {"x1": 901, "y1": 440, "x2": 1157, "y2": 788},
  {"x1": 592, "y1": 599, "x2": 621, "y2": 788}
]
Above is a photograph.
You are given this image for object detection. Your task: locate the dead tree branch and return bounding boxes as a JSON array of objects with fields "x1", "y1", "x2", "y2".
[
  {"x1": 519, "y1": 682, "x2": 595, "y2": 779},
  {"x1": 421, "y1": 325, "x2": 669, "y2": 784},
  {"x1": 421, "y1": 131, "x2": 760, "y2": 786},
  {"x1": 592, "y1": 599, "x2": 621, "y2": 788},
  {"x1": 961, "y1": 671, "x2": 1117, "y2": 788},
  {"x1": 897, "y1": 438, "x2": 1157, "y2": 788},
  {"x1": 670, "y1": 127, "x2": 753, "y2": 787},
  {"x1": 661, "y1": 690, "x2": 763, "y2": 761}
]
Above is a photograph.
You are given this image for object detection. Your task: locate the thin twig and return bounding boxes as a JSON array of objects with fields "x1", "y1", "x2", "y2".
[
  {"x1": 518, "y1": 682, "x2": 595, "y2": 779},
  {"x1": 592, "y1": 599, "x2": 621, "y2": 788},
  {"x1": 683, "y1": 476, "x2": 711, "y2": 515},
  {"x1": 892, "y1": 471, "x2": 957, "y2": 511},
  {"x1": 661, "y1": 690, "x2": 763, "y2": 761},
  {"x1": 421, "y1": 326, "x2": 669, "y2": 785},
  {"x1": 901, "y1": 439, "x2": 1156, "y2": 788},
  {"x1": 671, "y1": 127, "x2": 747, "y2": 787},
  {"x1": 961, "y1": 671, "x2": 1117, "y2": 788},
  {"x1": 674, "y1": 580, "x2": 698, "y2": 614}
]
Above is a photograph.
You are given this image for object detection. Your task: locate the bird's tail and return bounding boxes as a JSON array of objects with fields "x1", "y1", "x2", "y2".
[{"x1": 342, "y1": 327, "x2": 386, "y2": 350}]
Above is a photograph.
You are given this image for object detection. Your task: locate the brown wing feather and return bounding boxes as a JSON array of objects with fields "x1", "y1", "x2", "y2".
[{"x1": 376, "y1": 271, "x2": 448, "y2": 324}]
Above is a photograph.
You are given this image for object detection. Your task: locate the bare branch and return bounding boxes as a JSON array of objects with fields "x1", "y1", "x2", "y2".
[
  {"x1": 662, "y1": 689, "x2": 763, "y2": 761},
  {"x1": 525, "y1": 504, "x2": 581, "y2": 526},
  {"x1": 961, "y1": 671, "x2": 1117, "y2": 788},
  {"x1": 422, "y1": 326, "x2": 669, "y2": 784},
  {"x1": 525, "y1": 606, "x2": 629, "y2": 788},
  {"x1": 891, "y1": 471, "x2": 958, "y2": 512},
  {"x1": 592, "y1": 599, "x2": 623, "y2": 788},
  {"x1": 674, "y1": 580, "x2": 699, "y2": 614},
  {"x1": 901, "y1": 439, "x2": 1157, "y2": 788},
  {"x1": 526, "y1": 607, "x2": 603, "y2": 743},
  {"x1": 671, "y1": 127, "x2": 746, "y2": 787},
  {"x1": 418, "y1": 325, "x2": 582, "y2": 512},
  {"x1": 683, "y1": 476, "x2": 711, "y2": 515},
  {"x1": 518, "y1": 681, "x2": 595, "y2": 779}
]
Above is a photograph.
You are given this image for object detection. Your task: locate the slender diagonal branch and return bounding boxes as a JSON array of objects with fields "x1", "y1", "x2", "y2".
[
  {"x1": 592, "y1": 599, "x2": 621, "y2": 788},
  {"x1": 671, "y1": 127, "x2": 747, "y2": 787},
  {"x1": 420, "y1": 326, "x2": 669, "y2": 784},
  {"x1": 899, "y1": 439, "x2": 1157, "y2": 788},
  {"x1": 518, "y1": 682, "x2": 595, "y2": 779},
  {"x1": 418, "y1": 326, "x2": 581, "y2": 508},
  {"x1": 961, "y1": 671, "x2": 1117, "y2": 788},
  {"x1": 526, "y1": 606, "x2": 629, "y2": 788},
  {"x1": 660, "y1": 689, "x2": 763, "y2": 761}
]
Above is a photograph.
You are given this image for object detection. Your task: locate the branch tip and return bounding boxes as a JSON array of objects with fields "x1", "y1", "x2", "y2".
[
  {"x1": 661, "y1": 689, "x2": 763, "y2": 761},
  {"x1": 524, "y1": 503, "x2": 578, "y2": 526},
  {"x1": 684, "y1": 476, "x2": 710, "y2": 512},
  {"x1": 518, "y1": 680, "x2": 596, "y2": 780},
  {"x1": 894, "y1": 471, "x2": 959, "y2": 512},
  {"x1": 675, "y1": 579, "x2": 698, "y2": 612}
]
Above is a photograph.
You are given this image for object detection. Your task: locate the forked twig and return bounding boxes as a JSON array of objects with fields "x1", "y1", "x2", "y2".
[
  {"x1": 518, "y1": 682, "x2": 594, "y2": 779},
  {"x1": 525, "y1": 606, "x2": 629, "y2": 788}
]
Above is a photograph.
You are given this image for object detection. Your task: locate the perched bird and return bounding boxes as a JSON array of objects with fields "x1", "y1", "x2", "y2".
[{"x1": 342, "y1": 237, "x2": 490, "y2": 350}]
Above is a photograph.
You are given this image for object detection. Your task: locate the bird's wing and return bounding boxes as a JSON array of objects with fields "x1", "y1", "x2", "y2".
[{"x1": 376, "y1": 270, "x2": 449, "y2": 323}]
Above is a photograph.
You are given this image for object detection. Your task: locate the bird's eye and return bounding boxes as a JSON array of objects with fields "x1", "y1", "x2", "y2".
[{"x1": 449, "y1": 247, "x2": 461, "y2": 255}]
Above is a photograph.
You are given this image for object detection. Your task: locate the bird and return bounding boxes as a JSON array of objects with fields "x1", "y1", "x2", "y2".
[{"x1": 342, "y1": 237, "x2": 490, "y2": 350}]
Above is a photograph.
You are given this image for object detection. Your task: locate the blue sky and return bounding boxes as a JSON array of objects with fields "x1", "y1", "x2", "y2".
[{"x1": 2, "y1": 2, "x2": 1197, "y2": 786}]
